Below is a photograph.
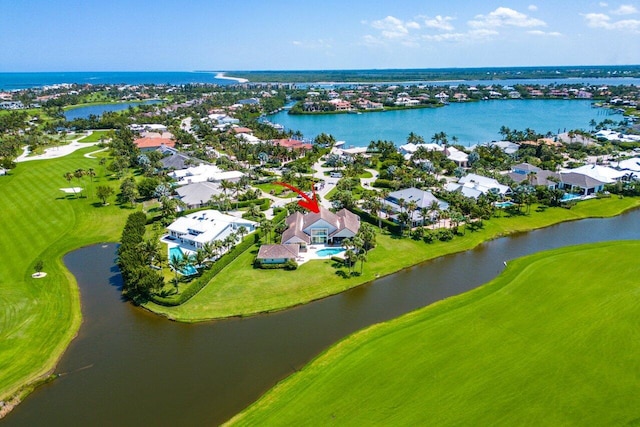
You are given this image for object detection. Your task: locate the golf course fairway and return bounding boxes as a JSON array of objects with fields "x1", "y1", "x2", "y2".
[{"x1": 228, "y1": 240, "x2": 640, "y2": 426}]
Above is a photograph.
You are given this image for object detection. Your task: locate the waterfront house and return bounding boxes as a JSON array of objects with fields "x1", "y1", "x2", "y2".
[
  {"x1": 272, "y1": 139, "x2": 313, "y2": 151},
  {"x1": 166, "y1": 210, "x2": 256, "y2": 251},
  {"x1": 558, "y1": 172, "x2": 606, "y2": 196},
  {"x1": 565, "y1": 164, "x2": 626, "y2": 184},
  {"x1": 383, "y1": 187, "x2": 449, "y2": 226},
  {"x1": 281, "y1": 207, "x2": 360, "y2": 251},
  {"x1": 256, "y1": 244, "x2": 300, "y2": 264}
]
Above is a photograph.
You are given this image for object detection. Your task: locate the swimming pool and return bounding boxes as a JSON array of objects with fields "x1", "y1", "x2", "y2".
[
  {"x1": 495, "y1": 201, "x2": 516, "y2": 208},
  {"x1": 316, "y1": 247, "x2": 345, "y2": 257},
  {"x1": 169, "y1": 246, "x2": 198, "y2": 275},
  {"x1": 561, "y1": 193, "x2": 582, "y2": 202}
]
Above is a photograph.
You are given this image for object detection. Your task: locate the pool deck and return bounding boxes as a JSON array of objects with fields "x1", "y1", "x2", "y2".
[{"x1": 297, "y1": 245, "x2": 345, "y2": 265}]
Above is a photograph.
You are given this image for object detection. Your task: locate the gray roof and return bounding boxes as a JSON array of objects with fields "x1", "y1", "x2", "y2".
[
  {"x1": 512, "y1": 163, "x2": 542, "y2": 173},
  {"x1": 559, "y1": 172, "x2": 606, "y2": 188},
  {"x1": 158, "y1": 147, "x2": 207, "y2": 170},
  {"x1": 386, "y1": 187, "x2": 449, "y2": 211},
  {"x1": 508, "y1": 168, "x2": 559, "y2": 187},
  {"x1": 175, "y1": 182, "x2": 223, "y2": 207}
]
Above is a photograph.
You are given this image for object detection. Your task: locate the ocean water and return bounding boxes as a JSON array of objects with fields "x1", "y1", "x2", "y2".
[
  {"x1": 268, "y1": 99, "x2": 616, "y2": 147},
  {"x1": 0, "y1": 71, "x2": 237, "y2": 90}
]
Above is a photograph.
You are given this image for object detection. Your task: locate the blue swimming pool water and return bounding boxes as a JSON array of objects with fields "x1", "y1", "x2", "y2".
[
  {"x1": 169, "y1": 246, "x2": 197, "y2": 275},
  {"x1": 561, "y1": 193, "x2": 582, "y2": 202},
  {"x1": 316, "y1": 248, "x2": 345, "y2": 257},
  {"x1": 495, "y1": 201, "x2": 516, "y2": 208}
]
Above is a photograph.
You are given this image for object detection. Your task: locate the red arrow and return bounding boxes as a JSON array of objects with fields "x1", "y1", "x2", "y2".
[{"x1": 274, "y1": 182, "x2": 320, "y2": 213}]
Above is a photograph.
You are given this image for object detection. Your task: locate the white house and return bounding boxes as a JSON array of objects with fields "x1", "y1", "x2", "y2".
[
  {"x1": 446, "y1": 173, "x2": 511, "y2": 199},
  {"x1": 564, "y1": 164, "x2": 626, "y2": 184},
  {"x1": 383, "y1": 187, "x2": 449, "y2": 226},
  {"x1": 166, "y1": 210, "x2": 256, "y2": 251},
  {"x1": 169, "y1": 164, "x2": 244, "y2": 186}
]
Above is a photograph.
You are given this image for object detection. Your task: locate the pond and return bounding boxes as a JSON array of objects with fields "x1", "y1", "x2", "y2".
[
  {"x1": 5, "y1": 209, "x2": 640, "y2": 426},
  {"x1": 64, "y1": 100, "x2": 162, "y2": 121}
]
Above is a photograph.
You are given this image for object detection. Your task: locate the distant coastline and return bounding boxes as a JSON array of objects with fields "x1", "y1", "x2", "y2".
[{"x1": 214, "y1": 72, "x2": 249, "y2": 83}]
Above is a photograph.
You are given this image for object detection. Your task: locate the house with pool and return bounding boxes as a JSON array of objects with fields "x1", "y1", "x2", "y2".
[
  {"x1": 256, "y1": 207, "x2": 360, "y2": 265},
  {"x1": 164, "y1": 209, "x2": 257, "y2": 253}
]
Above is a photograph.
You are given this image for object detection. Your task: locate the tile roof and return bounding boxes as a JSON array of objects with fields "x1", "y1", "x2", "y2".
[
  {"x1": 257, "y1": 244, "x2": 299, "y2": 260},
  {"x1": 134, "y1": 137, "x2": 175, "y2": 149}
]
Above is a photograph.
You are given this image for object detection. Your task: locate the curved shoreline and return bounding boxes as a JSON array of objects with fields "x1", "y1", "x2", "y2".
[{"x1": 144, "y1": 198, "x2": 640, "y2": 322}]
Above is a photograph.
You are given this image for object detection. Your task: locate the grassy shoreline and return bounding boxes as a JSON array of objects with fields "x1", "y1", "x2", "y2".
[
  {"x1": 228, "y1": 240, "x2": 640, "y2": 425},
  {"x1": 0, "y1": 147, "x2": 131, "y2": 417},
  {"x1": 144, "y1": 196, "x2": 640, "y2": 322}
]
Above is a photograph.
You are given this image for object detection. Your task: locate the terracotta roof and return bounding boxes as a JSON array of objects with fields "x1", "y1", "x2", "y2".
[
  {"x1": 134, "y1": 137, "x2": 175, "y2": 149},
  {"x1": 273, "y1": 139, "x2": 313, "y2": 150},
  {"x1": 257, "y1": 244, "x2": 299, "y2": 260},
  {"x1": 232, "y1": 127, "x2": 253, "y2": 134}
]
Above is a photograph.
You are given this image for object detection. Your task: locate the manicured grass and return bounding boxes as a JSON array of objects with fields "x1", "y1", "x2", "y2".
[
  {"x1": 254, "y1": 182, "x2": 294, "y2": 198},
  {"x1": 77, "y1": 129, "x2": 112, "y2": 142},
  {"x1": 228, "y1": 241, "x2": 640, "y2": 425},
  {"x1": 145, "y1": 196, "x2": 640, "y2": 321},
  {"x1": 0, "y1": 150, "x2": 130, "y2": 403}
]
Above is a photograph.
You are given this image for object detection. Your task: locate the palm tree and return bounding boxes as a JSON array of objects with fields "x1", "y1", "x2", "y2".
[
  {"x1": 220, "y1": 179, "x2": 234, "y2": 196},
  {"x1": 236, "y1": 225, "x2": 248, "y2": 241},
  {"x1": 169, "y1": 253, "x2": 186, "y2": 292},
  {"x1": 259, "y1": 219, "x2": 274, "y2": 244},
  {"x1": 419, "y1": 207, "x2": 429, "y2": 227},
  {"x1": 194, "y1": 249, "x2": 207, "y2": 270},
  {"x1": 428, "y1": 200, "x2": 441, "y2": 226},
  {"x1": 63, "y1": 172, "x2": 76, "y2": 197},
  {"x1": 357, "y1": 251, "x2": 367, "y2": 274}
]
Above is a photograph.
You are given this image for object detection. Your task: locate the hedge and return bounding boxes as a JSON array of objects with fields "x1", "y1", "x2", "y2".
[
  {"x1": 150, "y1": 235, "x2": 257, "y2": 306},
  {"x1": 351, "y1": 207, "x2": 401, "y2": 235},
  {"x1": 150, "y1": 207, "x2": 290, "y2": 307}
]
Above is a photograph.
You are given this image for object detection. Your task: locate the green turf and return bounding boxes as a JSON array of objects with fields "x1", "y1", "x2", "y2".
[
  {"x1": 0, "y1": 150, "x2": 130, "y2": 403},
  {"x1": 77, "y1": 130, "x2": 112, "y2": 142},
  {"x1": 146, "y1": 197, "x2": 640, "y2": 321},
  {"x1": 228, "y1": 241, "x2": 640, "y2": 426}
]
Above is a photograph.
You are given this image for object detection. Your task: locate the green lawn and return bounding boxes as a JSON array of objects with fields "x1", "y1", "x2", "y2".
[
  {"x1": 77, "y1": 129, "x2": 112, "y2": 142},
  {"x1": 254, "y1": 182, "x2": 294, "y2": 198},
  {"x1": 0, "y1": 149, "x2": 130, "y2": 404},
  {"x1": 145, "y1": 196, "x2": 640, "y2": 321},
  {"x1": 228, "y1": 240, "x2": 640, "y2": 425}
]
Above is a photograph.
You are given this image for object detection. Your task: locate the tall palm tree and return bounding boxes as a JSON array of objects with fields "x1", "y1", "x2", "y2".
[
  {"x1": 169, "y1": 254, "x2": 186, "y2": 292},
  {"x1": 236, "y1": 225, "x2": 248, "y2": 241}
]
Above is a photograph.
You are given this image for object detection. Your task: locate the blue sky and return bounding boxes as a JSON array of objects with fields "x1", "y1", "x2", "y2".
[{"x1": 1, "y1": 0, "x2": 639, "y2": 71}]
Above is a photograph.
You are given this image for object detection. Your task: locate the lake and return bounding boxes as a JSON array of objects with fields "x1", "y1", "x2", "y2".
[
  {"x1": 5, "y1": 209, "x2": 640, "y2": 426},
  {"x1": 64, "y1": 100, "x2": 162, "y2": 120},
  {"x1": 268, "y1": 99, "x2": 617, "y2": 147}
]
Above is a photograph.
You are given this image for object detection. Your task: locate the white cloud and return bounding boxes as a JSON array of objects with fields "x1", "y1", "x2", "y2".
[
  {"x1": 528, "y1": 5, "x2": 538, "y2": 11},
  {"x1": 291, "y1": 39, "x2": 332, "y2": 49},
  {"x1": 583, "y1": 12, "x2": 640, "y2": 32},
  {"x1": 370, "y1": 16, "x2": 420, "y2": 39},
  {"x1": 527, "y1": 30, "x2": 562, "y2": 36},
  {"x1": 599, "y1": 2, "x2": 609, "y2": 7},
  {"x1": 423, "y1": 15, "x2": 455, "y2": 31},
  {"x1": 611, "y1": 4, "x2": 638, "y2": 15},
  {"x1": 469, "y1": 7, "x2": 546, "y2": 28},
  {"x1": 422, "y1": 29, "x2": 498, "y2": 43}
]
